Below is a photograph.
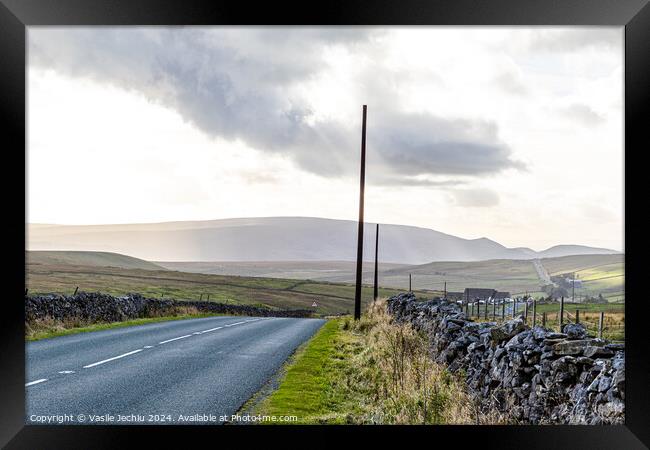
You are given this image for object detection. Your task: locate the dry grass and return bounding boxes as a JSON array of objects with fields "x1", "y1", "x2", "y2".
[
  {"x1": 335, "y1": 300, "x2": 504, "y2": 424},
  {"x1": 25, "y1": 305, "x2": 215, "y2": 341}
]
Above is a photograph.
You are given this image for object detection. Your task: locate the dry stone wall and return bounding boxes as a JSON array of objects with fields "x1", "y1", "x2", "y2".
[
  {"x1": 387, "y1": 292, "x2": 624, "y2": 424},
  {"x1": 25, "y1": 292, "x2": 313, "y2": 323}
]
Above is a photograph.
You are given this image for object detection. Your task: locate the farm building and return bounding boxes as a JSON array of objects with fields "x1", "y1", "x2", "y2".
[{"x1": 463, "y1": 288, "x2": 497, "y2": 302}]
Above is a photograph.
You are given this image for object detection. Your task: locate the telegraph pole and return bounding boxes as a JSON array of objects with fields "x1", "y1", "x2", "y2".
[
  {"x1": 353, "y1": 105, "x2": 367, "y2": 320},
  {"x1": 373, "y1": 224, "x2": 379, "y2": 302},
  {"x1": 572, "y1": 273, "x2": 575, "y2": 303}
]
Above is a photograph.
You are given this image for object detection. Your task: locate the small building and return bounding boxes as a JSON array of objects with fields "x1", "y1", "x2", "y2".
[
  {"x1": 494, "y1": 291, "x2": 511, "y2": 302},
  {"x1": 463, "y1": 288, "x2": 497, "y2": 303}
]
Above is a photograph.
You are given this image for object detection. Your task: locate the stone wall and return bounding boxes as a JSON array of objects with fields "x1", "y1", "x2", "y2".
[
  {"x1": 25, "y1": 292, "x2": 313, "y2": 323},
  {"x1": 387, "y1": 293, "x2": 624, "y2": 424}
]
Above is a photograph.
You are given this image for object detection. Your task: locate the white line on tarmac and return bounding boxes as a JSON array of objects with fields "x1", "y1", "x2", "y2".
[
  {"x1": 199, "y1": 326, "x2": 223, "y2": 334},
  {"x1": 83, "y1": 349, "x2": 143, "y2": 368},
  {"x1": 25, "y1": 379, "x2": 48, "y2": 386},
  {"x1": 224, "y1": 321, "x2": 246, "y2": 327},
  {"x1": 58, "y1": 370, "x2": 75, "y2": 374},
  {"x1": 143, "y1": 345, "x2": 153, "y2": 349},
  {"x1": 158, "y1": 334, "x2": 192, "y2": 345}
]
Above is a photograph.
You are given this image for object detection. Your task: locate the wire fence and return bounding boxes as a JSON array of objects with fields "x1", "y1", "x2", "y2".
[{"x1": 462, "y1": 299, "x2": 624, "y2": 342}]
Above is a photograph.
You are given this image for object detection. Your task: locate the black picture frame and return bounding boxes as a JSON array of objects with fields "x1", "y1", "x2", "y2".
[{"x1": 1, "y1": 0, "x2": 648, "y2": 447}]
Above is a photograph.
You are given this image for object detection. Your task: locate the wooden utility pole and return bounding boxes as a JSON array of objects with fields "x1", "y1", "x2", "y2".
[
  {"x1": 598, "y1": 311, "x2": 604, "y2": 339},
  {"x1": 572, "y1": 274, "x2": 575, "y2": 303},
  {"x1": 373, "y1": 224, "x2": 379, "y2": 302},
  {"x1": 444, "y1": 281, "x2": 447, "y2": 299},
  {"x1": 353, "y1": 105, "x2": 367, "y2": 320},
  {"x1": 409, "y1": 274, "x2": 412, "y2": 292}
]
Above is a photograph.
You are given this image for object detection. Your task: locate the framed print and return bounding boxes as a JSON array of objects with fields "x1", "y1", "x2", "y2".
[{"x1": 1, "y1": 0, "x2": 648, "y2": 447}]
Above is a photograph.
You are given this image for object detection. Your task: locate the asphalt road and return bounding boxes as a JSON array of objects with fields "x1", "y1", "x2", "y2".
[{"x1": 26, "y1": 315, "x2": 325, "y2": 425}]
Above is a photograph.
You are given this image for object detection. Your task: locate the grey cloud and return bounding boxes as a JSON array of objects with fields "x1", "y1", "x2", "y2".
[
  {"x1": 451, "y1": 189, "x2": 500, "y2": 208},
  {"x1": 29, "y1": 27, "x2": 523, "y2": 182},
  {"x1": 529, "y1": 28, "x2": 621, "y2": 52},
  {"x1": 494, "y1": 72, "x2": 528, "y2": 95},
  {"x1": 560, "y1": 104, "x2": 606, "y2": 126}
]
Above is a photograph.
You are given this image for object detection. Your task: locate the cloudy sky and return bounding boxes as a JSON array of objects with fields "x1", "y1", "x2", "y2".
[{"x1": 27, "y1": 27, "x2": 623, "y2": 251}]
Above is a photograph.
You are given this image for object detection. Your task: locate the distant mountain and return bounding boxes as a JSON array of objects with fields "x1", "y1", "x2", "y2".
[
  {"x1": 536, "y1": 245, "x2": 620, "y2": 259},
  {"x1": 26, "y1": 251, "x2": 166, "y2": 271},
  {"x1": 26, "y1": 217, "x2": 621, "y2": 265}
]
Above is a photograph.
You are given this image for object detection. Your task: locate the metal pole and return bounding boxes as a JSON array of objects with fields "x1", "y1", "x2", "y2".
[
  {"x1": 513, "y1": 298, "x2": 517, "y2": 318},
  {"x1": 444, "y1": 281, "x2": 447, "y2": 299},
  {"x1": 484, "y1": 299, "x2": 488, "y2": 320},
  {"x1": 477, "y1": 300, "x2": 480, "y2": 320},
  {"x1": 559, "y1": 296, "x2": 565, "y2": 329},
  {"x1": 471, "y1": 301, "x2": 474, "y2": 317},
  {"x1": 501, "y1": 299, "x2": 505, "y2": 321},
  {"x1": 532, "y1": 298, "x2": 537, "y2": 327},
  {"x1": 598, "y1": 311, "x2": 604, "y2": 339},
  {"x1": 492, "y1": 298, "x2": 496, "y2": 320},
  {"x1": 575, "y1": 309, "x2": 580, "y2": 324},
  {"x1": 542, "y1": 311, "x2": 546, "y2": 328},
  {"x1": 373, "y1": 223, "x2": 379, "y2": 302},
  {"x1": 73, "y1": 286, "x2": 79, "y2": 296},
  {"x1": 353, "y1": 105, "x2": 367, "y2": 321},
  {"x1": 409, "y1": 274, "x2": 412, "y2": 292}
]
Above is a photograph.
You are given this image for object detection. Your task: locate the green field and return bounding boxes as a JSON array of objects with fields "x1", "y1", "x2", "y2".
[
  {"x1": 26, "y1": 261, "x2": 437, "y2": 315},
  {"x1": 541, "y1": 254, "x2": 624, "y2": 301}
]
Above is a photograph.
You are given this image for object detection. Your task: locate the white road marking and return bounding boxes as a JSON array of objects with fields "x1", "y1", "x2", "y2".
[
  {"x1": 26, "y1": 378, "x2": 48, "y2": 386},
  {"x1": 193, "y1": 332, "x2": 201, "y2": 335},
  {"x1": 58, "y1": 370, "x2": 75, "y2": 374},
  {"x1": 143, "y1": 345, "x2": 153, "y2": 349},
  {"x1": 83, "y1": 349, "x2": 143, "y2": 368},
  {"x1": 199, "y1": 326, "x2": 223, "y2": 334},
  {"x1": 158, "y1": 334, "x2": 192, "y2": 345},
  {"x1": 224, "y1": 321, "x2": 246, "y2": 327}
]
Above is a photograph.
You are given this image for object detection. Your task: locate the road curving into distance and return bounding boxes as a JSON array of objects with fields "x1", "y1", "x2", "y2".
[{"x1": 26, "y1": 315, "x2": 325, "y2": 425}]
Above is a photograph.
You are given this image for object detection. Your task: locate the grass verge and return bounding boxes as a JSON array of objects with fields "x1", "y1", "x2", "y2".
[
  {"x1": 25, "y1": 311, "x2": 224, "y2": 341},
  {"x1": 255, "y1": 301, "x2": 498, "y2": 424}
]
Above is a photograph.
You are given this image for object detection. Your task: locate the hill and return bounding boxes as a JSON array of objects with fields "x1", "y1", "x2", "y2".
[
  {"x1": 27, "y1": 217, "x2": 620, "y2": 265},
  {"x1": 25, "y1": 261, "x2": 436, "y2": 315},
  {"x1": 26, "y1": 251, "x2": 166, "y2": 271},
  {"x1": 158, "y1": 254, "x2": 624, "y2": 301}
]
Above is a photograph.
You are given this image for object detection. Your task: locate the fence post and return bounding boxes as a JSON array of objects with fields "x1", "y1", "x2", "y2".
[
  {"x1": 575, "y1": 309, "x2": 580, "y2": 324},
  {"x1": 513, "y1": 298, "x2": 517, "y2": 318},
  {"x1": 492, "y1": 299, "x2": 496, "y2": 320},
  {"x1": 477, "y1": 301, "x2": 480, "y2": 320},
  {"x1": 524, "y1": 301, "x2": 528, "y2": 324},
  {"x1": 501, "y1": 299, "x2": 505, "y2": 321},
  {"x1": 471, "y1": 301, "x2": 474, "y2": 317},
  {"x1": 484, "y1": 300, "x2": 488, "y2": 320},
  {"x1": 598, "y1": 311, "x2": 604, "y2": 339},
  {"x1": 532, "y1": 299, "x2": 537, "y2": 327},
  {"x1": 559, "y1": 296, "x2": 564, "y2": 329},
  {"x1": 207, "y1": 294, "x2": 210, "y2": 301},
  {"x1": 200, "y1": 293, "x2": 203, "y2": 301},
  {"x1": 73, "y1": 286, "x2": 79, "y2": 296},
  {"x1": 542, "y1": 311, "x2": 546, "y2": 328}
]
